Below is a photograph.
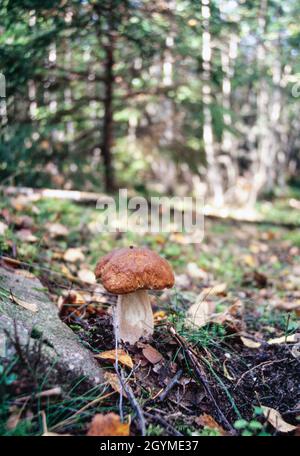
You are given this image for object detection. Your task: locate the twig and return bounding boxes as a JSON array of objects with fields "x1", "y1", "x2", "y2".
[
  {"x1": 113, "y1": 310, "x2": 124, "y2": 423},
  {"x1": 235, "y1": 357, "x2": 288, "y2": 388},
  {"x1": 117, "y1": 368, "x2": 146, "y2": 436},
  {"x1": 14, "y1": 387, "x2": 62, "y2": 403},
  {"x1": 168, "y1": 324, "x2": 235, "y2": 434},
  {"x1": 157, "y1": 369, "x2": 183, "y2": 402},
  {"x1": 144, "y1": 411, "x2": 183, "y2": 436}
]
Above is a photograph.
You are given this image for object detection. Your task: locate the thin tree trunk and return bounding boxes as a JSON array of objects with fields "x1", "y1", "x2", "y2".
[
  {"x1": 220, "y1": 32, "x2": 239, "y2": 193},
  {"x1": 201, "y1": 0, "x2": 223, "y2": 207},
  {"x1": 101, "y1": 35, "x2": 115, "y2": 193},
  {"x1": 249, "y1": 0, "x2": 269, "y2": 206}
]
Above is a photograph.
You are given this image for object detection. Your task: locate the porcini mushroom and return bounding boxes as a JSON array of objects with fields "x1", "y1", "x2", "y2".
[{"x1": 95, "y1": 247, "x2": 174, "y2": 344}]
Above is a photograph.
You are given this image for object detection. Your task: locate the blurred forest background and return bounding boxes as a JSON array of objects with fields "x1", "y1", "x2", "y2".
[{"x1": 1, "y1": 0, "x2": 300, "y2": 208}]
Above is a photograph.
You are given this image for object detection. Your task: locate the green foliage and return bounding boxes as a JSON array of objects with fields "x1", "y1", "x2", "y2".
[
  {"x1": 1, "y1": 0, "x2": 299, "y2": 192},
  {"x1": 234, "y1": 407, "x2": 270, "y2": 436}
]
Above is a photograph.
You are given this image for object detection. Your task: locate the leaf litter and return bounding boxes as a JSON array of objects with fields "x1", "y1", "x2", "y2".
[{"x1": 1, "y1": 199, "x2": 300, "y2": 436}]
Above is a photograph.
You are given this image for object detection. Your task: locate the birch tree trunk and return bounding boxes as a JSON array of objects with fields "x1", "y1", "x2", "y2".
[
  {"x1": 201, "y1": 0, "x2": 223, "y2": 207},
  {"x1": 220, "y1": 33, "x2": 239, "y2": 192},
  {"x1": 249, "y1": 0, "x2": 269, "y2": 206}
]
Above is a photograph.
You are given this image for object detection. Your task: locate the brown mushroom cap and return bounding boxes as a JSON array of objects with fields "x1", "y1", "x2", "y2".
[{"x1": 95, "y1": 247, "x2": 175, "y2": 294}]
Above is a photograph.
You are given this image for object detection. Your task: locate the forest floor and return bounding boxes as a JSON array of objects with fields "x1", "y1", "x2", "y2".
[{"x1": 0, "y1": 191, "x2": 299, "y2": 436}]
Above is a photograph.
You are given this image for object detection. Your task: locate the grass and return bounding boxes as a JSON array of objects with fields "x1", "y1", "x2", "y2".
[
  {"x1": 0, "y1": 352, "x2": 119, "y2": 436},
  {"x1": 0, "y1": 188, "x2": 299, "y2": 436}
]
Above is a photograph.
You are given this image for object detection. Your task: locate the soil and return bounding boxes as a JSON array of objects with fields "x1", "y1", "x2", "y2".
[{"x1": 67, "y1": 312, "x2": 300, "y2": 435}]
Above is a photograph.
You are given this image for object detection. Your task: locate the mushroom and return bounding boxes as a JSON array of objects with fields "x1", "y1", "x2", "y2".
[{"x1": 95, "y1": 247, "x2": 174, "y2": 344}]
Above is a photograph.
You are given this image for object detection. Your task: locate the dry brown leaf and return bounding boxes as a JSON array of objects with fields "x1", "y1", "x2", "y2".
[
  {"x1": 187, "y1": 262, "x2": 208, "y2": 280},
  {"x1": 262, "y1": 406, "x2": 297, "y2": 433},
  {"x1": 267, "y1": 334, "x2": 297, "y2": 345},
  {"x1": 10, "y1": 196, "x2": 33, "y2": 211},
  {"x1": 153, "y1": 310, "x2": 167, "y2": 322},
  {"x1": 17, "y1": 229, "x2": 38, "y2": 243},
  {"x1": 64, "y1": 290, "x2": 86, "y2": 306},
  {"x1": 6, "y1": 406, "x2": 21, "y2": 431},
  {"x1": 60, "y1": 264, "x2": 78, "y2": 282},
  {"x1": 87, "y1": 413, "x2": 130, "y2": 436},
  {"x1": 274, "y1": 301, "x2": 300, "y2": 312},
  {"x1": 201, "y1": 282, "x2": 227, "y2": 297},
  {"x1": 186, "y1": 301, "x2": 215, "y2": 328},
  {"x1": 63, "y1": 248, "x2": 85, "y2": 263},
  {"x1": 77, "y1": 269, "x2": 96, "y2": 284},
  {"x1": 104, "y1": 372, "x2": 127, "y2": 397},
  {"x1": 240, "y1": 336, "x2": 261, "y2": 348},
  {"x1": 46, "y1": 223, "x2": 69, "y2": 237},
  {"x1": 10, "y1": 292, "x2": 38, "y2": 312},
  {"x1": 142, "y1": 344, "x2": 163, "y2": 364},
  {"x1": 243, "y1": 254, "x2": 256, "y2": 268},
  {"x1": 195, "y1": 413, "x2": 226, "y2": 435},
  {"x1": 95, "y1": 349, "x2": 133, "y2": 369}
]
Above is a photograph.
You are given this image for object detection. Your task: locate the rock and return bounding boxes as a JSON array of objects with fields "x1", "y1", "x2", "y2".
[{"x1": 0, "y1": 266, "x2": 103, "y2": 388}]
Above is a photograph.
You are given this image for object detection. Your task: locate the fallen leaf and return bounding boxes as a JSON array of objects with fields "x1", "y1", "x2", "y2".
[
  {"x1": 63, "y1": 248, "x2": 85, "y2": 263},
  {"x1": 243, "y1": 254, "x2": 256, "y2": 268},
  {"x1": 0, "y1": 221, "x2": 8, "y2": 236},
  {"x1": 186, "y1": 301, "x2": 215, "y2": 328},
  {"x1": 46, "y1": 223, "x2": 69, "y2": 237},
  {"x1": 77, "y1": 269, "x2": 96, "y2": 284},
  {"x1": 153, "y1": 310, "x2": 167, "y2": 322},
  {"x1": 253, "y1": 271, "x2": 268, "y2": 287},
  {"x1": 6, "y1": 406, "x2": 21, "y2": 431},
  {"x1": 187, "y1": 262, "x2": 208, "y2": 280},
  {"x1": 87, "y1": 413, "x2": 130, "y2": 436},
  {"x1": 174, "y1": 273, "x2": 190, "y2": 289},
  {"x1": 95, "y1": 349, "x2": 133, "y2": 369},
  {"x1": 104, "y1": 372, "x2": 127, "y2": 397},
  {"x1": 201, "y1": 282, "x2": 227, "y2": 298},
  {"x1": 10, "y1": 195, "x2": 33, "y2": 211},
  {"x1": 64, "y1": 290, "x2": 85, "y2": 306},
  {"x1": 142, "y1": 344, "x2": 163, "y2": 364},
  {"x1": 10, "y1": 292, "x2": 38, "y2": 312},
  {"x1": 240, "y1": 336, "x2": 261, "y2": 348},
  {"x1": 16, "y1": 229, "x2": 38, "y2": 243},
  {"x1": 267, "y1": 334, "x2": 297, "y2": 345},
  {"x1": 60, "y1": 265, "x2": 78, "y2": 281},
  {"x1": 13, "y1": 214, "x2": 34, "y2": 229},
  {"x1": 274, "y1": 301, "x2": 300, "y2": 312},
  {"x1": 195, "y1": 413, "x2": 226, "y2": 435},
  {"x1": 262, "y1": 406, "x2": 297, "y2": 433}
]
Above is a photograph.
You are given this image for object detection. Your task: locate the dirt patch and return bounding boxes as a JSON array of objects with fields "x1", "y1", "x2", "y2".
[{"x1": 68, "y1": 312, "x2": 300, "y2": 435}]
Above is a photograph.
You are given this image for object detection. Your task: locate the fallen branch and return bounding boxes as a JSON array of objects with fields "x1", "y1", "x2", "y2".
[
  {"x1": 144, "y1": 411, "x2": 183, "y2": 437},
  {"x1": 3, "y1": 186, "x2": 299, "y2": 229},
  {"x1": 117, "y1": 368, "x2": 146, "y2": 436},
  {"x1": 14, "y1": 387, "x2": 62, "y2": 403},
  {"x1": 157, "y1": 369, "x2": 183, "y2": 402}
]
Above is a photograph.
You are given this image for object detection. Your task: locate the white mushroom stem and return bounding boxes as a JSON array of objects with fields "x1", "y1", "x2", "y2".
[{"x1": 114, "y1": 290, "x2": 154, "y2": 345}]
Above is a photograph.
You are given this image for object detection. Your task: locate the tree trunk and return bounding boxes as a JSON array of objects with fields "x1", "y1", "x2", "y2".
[
  {"x1": 201, "y1": 0, "x2": 224, "y2": 207},
  {"x1": 101, "y1": 37, "x2": 115, "y2": 193},
  {"x1": 249, "y1": 0, "x2": 269, "y2": 206}
]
